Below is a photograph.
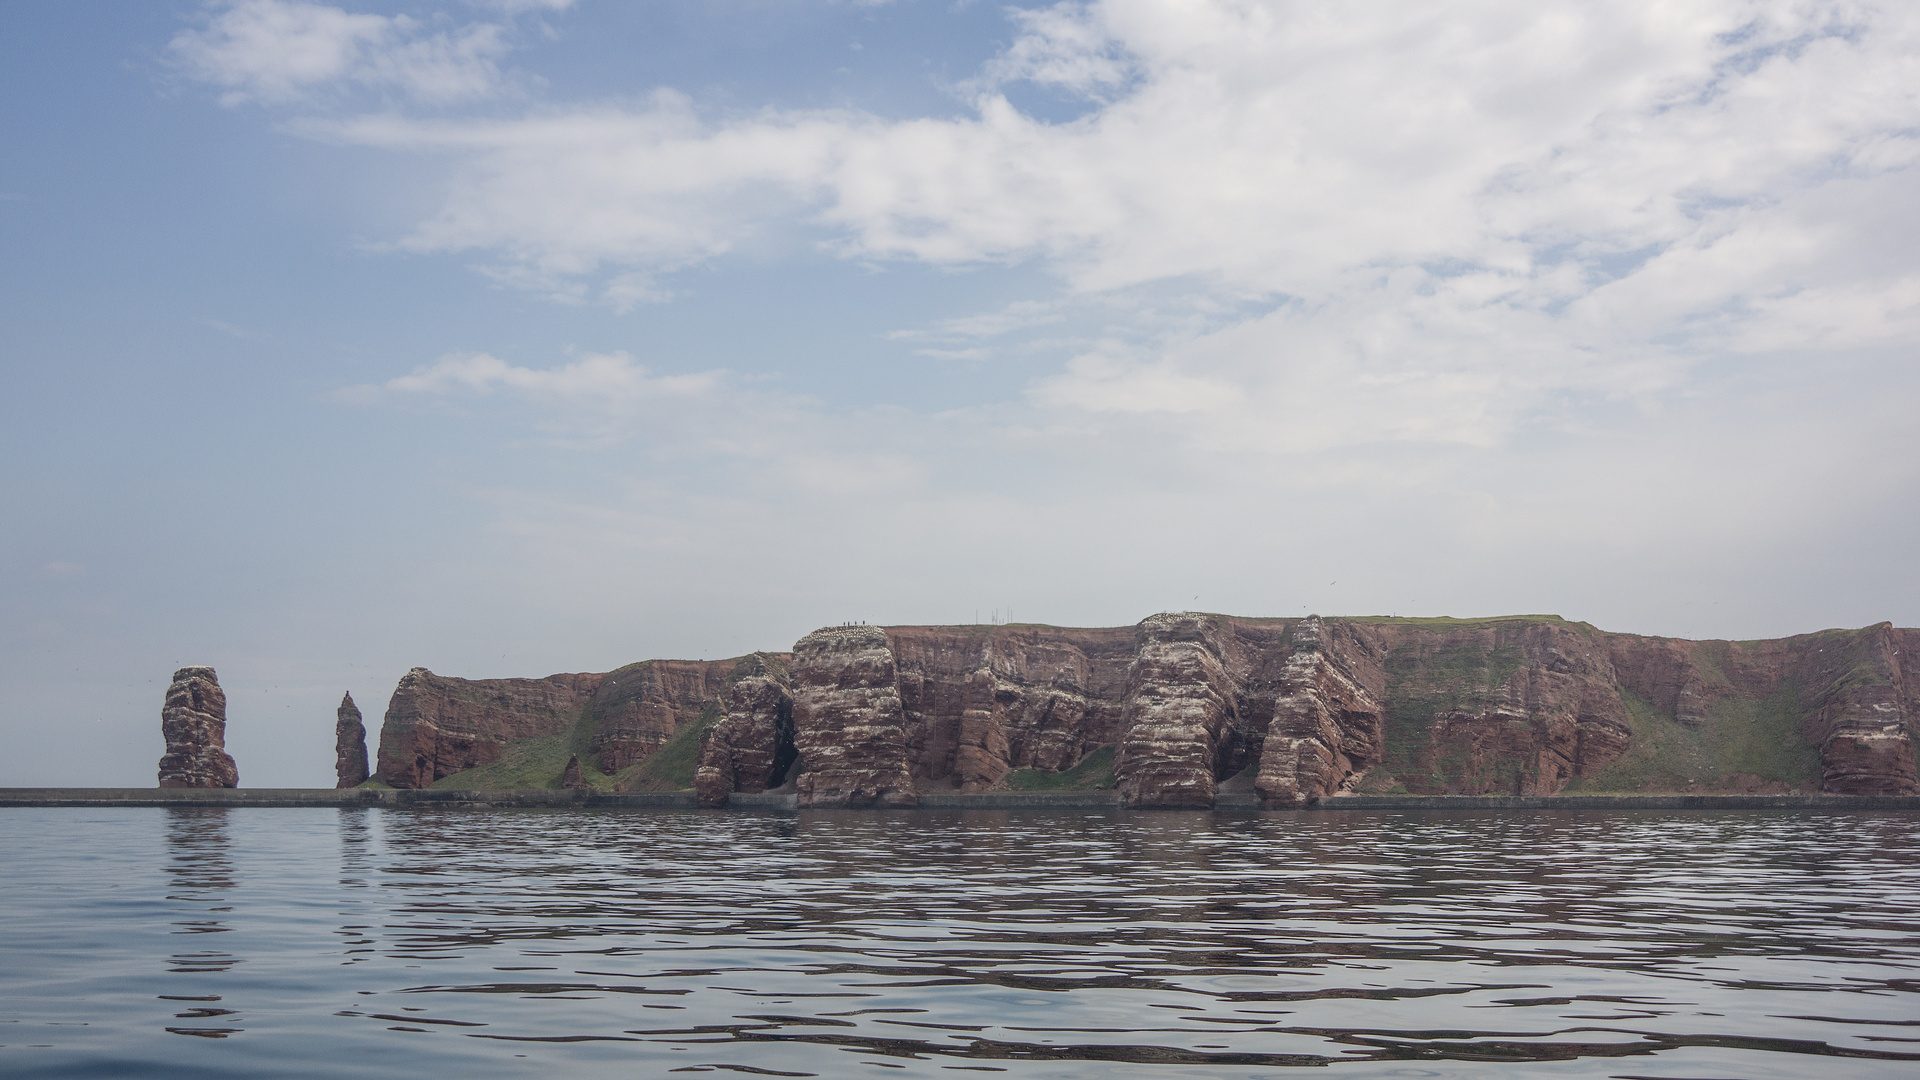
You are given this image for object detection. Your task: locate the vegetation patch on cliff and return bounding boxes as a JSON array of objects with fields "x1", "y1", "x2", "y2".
[
  {"x1": 428, "y1": 732, "x2": 606, "y2": 790},
  {"x1": 1379, "y1": 637, "x2": 1533, "y2": 792},
  {"x1": 1352, "y1": 614, "x2": 1590, "y2": 631},
  {"x1": 1003, "y1": 747, "x2": 1114, "y2": 791},
  {"x1": 1565, "y1": 687, "x2": 1820, "y2": 794},
  {"x1": 614, "y1": 703, "x2": 723, "y2": 792}
]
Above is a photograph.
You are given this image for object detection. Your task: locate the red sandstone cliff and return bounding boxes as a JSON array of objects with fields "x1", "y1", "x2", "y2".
[{"x1": 372, "y1": 615, "x2": 1919, "y2": 804}]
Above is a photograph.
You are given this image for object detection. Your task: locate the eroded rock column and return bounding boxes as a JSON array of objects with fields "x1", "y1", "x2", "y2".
[
  {"x1": 1256, "y1": 617, "x2": 1386, "y2": 805},
  {"x1": 158, "y1": 666, "x2": 239, "y2": 789},
  {"x1": 1113, "y1": 613, "x2": 1238, "y2": 808},
  {"x1": 790, "y1": 626, "x2": 917, "y2": 807},
  {"x1": 696, "y1": 664, "x2": 797, "y2": 807},
  {"x1": 334, "y1": 692, "x2": 369, "y2": 788}
]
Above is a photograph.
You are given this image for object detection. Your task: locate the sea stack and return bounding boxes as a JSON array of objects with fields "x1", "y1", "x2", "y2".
[
  {"x1": 335, "y1": 692, "x2": 369, "y2": 788},
  {"x1": 157, "y1": 666, "x2": 239, "y2": 789}
]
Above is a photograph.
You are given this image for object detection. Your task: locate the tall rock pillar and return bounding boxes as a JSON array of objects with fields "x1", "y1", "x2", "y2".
[
  {"x1": 1113, "y1": 613, "x2": 1239, "y2": 808},
  {"x1": 790, "y1": 626, "x2": 917, "y2": 807},
  {"x1": 1255, "y1": 617, "x2": 1386, "y2": 805},
  {"x1": 157, "y1": 666, "x2": 239, "y2": 789},
  {"x1": 335, "y1": 692, "x2": 370, "y2": 788}
]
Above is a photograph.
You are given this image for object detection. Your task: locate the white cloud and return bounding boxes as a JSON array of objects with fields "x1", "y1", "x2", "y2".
[
  {"x1": 970, "y1": 2, "x2": 1136, "y2": 100},
  {"x1": 480, "y1": 0, "x2": 576, "y2": 11},
  {"x1": 306, "y1": 1, "x2": 1918, "y2": 458},
  {"x1": 345, "y1": 351, "x2": 721, "y2": 406},
  {"x1": 1031, "y1": 349, "x2": 1241, "y2": 415},
  {"x1": 171, "y1": 1, "x2": 515, "y2": 105}
]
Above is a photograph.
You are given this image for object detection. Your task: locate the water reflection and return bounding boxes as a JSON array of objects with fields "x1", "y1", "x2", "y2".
[
  {"x1": 159, "y1": 807, "x2": 241, "y2": 1037},
  {"x1": 317, "y1": 809, "x2": 1920, "y2": 1075},
  {"x1": 338, "y1": 808, "x2": 381, "y2": 967},
  {"x1": 8, "y1": 806, "x2": 1911, "y2": 1076}
]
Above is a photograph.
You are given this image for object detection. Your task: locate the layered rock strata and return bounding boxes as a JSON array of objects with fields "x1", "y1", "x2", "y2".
[
  {"x1": 373, "y1": 657, "x2": 764, "y2": 788},
  {"x1": 375, "y1": 668, "x2": 604, "y2": 788},
  {"x1": 334, "y1": 692, "x2": 368, "y2": 788},
  {"x1": 1113, "y1": 613, "x2": 1245, "y2": 808},
  {"x1": 789, "y1": 626, "x2": 917, "y2": 807},
  {"x1": 372, "y1": 615, "x2": 1920, "y2": 802},
  {"x1": 1255, "y1": 618, "x2": 1386, "y2": 804},
  {"x1": 695, "y1": 657, "x2": 796, "y2": 807},
  {"x1": 158, "y1": 666, "x2": 239, "y2": 788}
]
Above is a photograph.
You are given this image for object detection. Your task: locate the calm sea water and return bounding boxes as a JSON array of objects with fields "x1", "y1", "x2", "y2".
[{"x1": 4, "y1": 807, "x2": 1919, "y2": 1078}]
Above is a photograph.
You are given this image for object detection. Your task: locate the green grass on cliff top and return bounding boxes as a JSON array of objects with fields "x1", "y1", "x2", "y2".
[{"x1": 1344, "y1": 614, "x2": 1593, "y2": 631}]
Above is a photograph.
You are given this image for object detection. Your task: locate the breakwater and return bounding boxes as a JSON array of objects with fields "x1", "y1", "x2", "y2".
[{"x1": 4, "y1": 788, "x2": 1918, "y2": 810}]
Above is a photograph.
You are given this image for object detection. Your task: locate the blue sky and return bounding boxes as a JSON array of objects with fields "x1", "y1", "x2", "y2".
[{"x1": 4, "y1": 0, "x2": 1917, "y2": 787}]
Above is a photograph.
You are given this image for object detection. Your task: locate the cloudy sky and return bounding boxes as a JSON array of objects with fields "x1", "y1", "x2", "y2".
[{"x1": 4, "y1": 0, "x2": 1916, "y2": 786}]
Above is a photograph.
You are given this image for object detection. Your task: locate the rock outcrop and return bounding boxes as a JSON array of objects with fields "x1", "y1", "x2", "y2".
[
  {"x1": 158, "y1": 666, "x2": 238, "y2": 789},
  {"x1": 888, "y1": 624, "x2": 1133, "y2": 790},
  {"x1": 1113, "y1": 613, "x2": 1242, "y2": 808},
  {"x1": 334, "y1": 692, "x2": 369, "y2": 788},
  {"x1": 370, "y1": 614, "x2": 1920, "y2": 802},
  {"x1": 561, "y1": 754, "x2": 584, "y2": 790},
  {"x1": 695, "y1": 657, "x2": 796, "y2": 807},
  {"x1": 374, "y1": 668, "x2": 604, "y2": 788},
  {"x1": 586, "y1": 660, "x2": 738, "y2": 773},
  {"x1": 789, "y1": 626, "x2": 917, "y2": 807},
  {"x1": 1255, "y1": 617, "x2": 1387, "y2": 804},
  {"x1": 1786, "y1": 624, "x2": 1918, "y2": 795},
  {"x1": 373, "y1": 658, "x2": 763, "y2": 788}
]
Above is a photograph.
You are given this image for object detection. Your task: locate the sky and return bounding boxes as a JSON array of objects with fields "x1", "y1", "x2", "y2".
[{"x1": 3, "y1": 0, "x2": 1916, "y2": 787}]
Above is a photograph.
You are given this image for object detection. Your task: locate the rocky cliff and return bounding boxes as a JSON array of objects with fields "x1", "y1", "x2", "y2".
[
  {"x1": 372, "y1": 655, "x2": 783, "y2": 790},
  {"x1": 158, "y1": 666, "x2": 239, "y2": 789},
  {"x1": 373, "y1": 614, "x2": 1920, "y2": 805}
]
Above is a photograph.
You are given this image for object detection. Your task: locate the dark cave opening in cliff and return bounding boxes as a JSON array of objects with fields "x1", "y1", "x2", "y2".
[{"x1": 766, "y1": 703, "x2": 799, "y2": 788}]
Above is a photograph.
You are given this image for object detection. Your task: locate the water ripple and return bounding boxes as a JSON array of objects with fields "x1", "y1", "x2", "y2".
[{"x1": 2, "y1": 807, "x2": 1918, "y2": 1077}]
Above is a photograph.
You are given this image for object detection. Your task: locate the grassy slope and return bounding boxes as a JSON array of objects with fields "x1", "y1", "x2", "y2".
[
  {"x1": 612, "y1": 704, "x2": 720, "y2": 792},
  {"x1": 1564, "y1": 686, "x2": 1821, "y2": 794},
  {"x1": 1003, "y1": 747, "x2": 1115, "y2": 791},
  {"x1": 428, "y1": 696, "x2": 724, "y2": 792}
]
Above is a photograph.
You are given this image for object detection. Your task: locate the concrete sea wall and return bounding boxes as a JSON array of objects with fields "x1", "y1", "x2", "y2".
[{"x1": 4, "y1": 788, "x2": 1919, "y2": 811}]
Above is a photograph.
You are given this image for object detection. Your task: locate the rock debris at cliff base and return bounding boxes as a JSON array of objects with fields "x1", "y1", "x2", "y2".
[{"x1": 368, "y1": 614, "x2": 1920, "y2": 805}]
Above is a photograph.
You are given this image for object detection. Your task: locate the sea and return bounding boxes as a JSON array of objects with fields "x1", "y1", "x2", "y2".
[{"x1": 4, "y1": 806, "x2": 1919, "y2": 1078}]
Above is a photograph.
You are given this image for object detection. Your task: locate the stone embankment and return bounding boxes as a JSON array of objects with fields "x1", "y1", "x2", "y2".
[{"x1": 6, "y1": 789, "x2": 1918, "y2": 811}]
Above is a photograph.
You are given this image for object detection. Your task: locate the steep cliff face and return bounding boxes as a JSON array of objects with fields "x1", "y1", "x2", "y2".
[
  {"x1": 158, "y1": 665, "x2": 239, "y2": 789},
  {"x1": 374, "y1": 668, "x2": 604, "y2": 787},
  {"x1": 1255, "y1": 617, "x2": 1387, "y2": 805},
  {"x1": 1361, "y1": 619, "x2": 1636, "y2": 797},
  {"x1": 371, "y1": 613, "x2": 1918, "y2": 801},
  {"x1": 372, "y1": 654, "x2": 785, "y2": 789},
  {"x1": 587, "y1": 660, "x2": 739, "y2": 773},
  {"x1": 1784, "y1": 624, "x2": 1918, "y2": 795},
  {"x1": 887, "y1": 624, "x2": 1134, "y2": 791},
  {"x1": 695, "y1": 657, "x2": 796, "y2": 807},
  {"x1": 1112, "y1": 613, "x2": 1243, "y2": 808},
  {"x1": 789, "y1": 626, "x2": 917, "y2": 807}
]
